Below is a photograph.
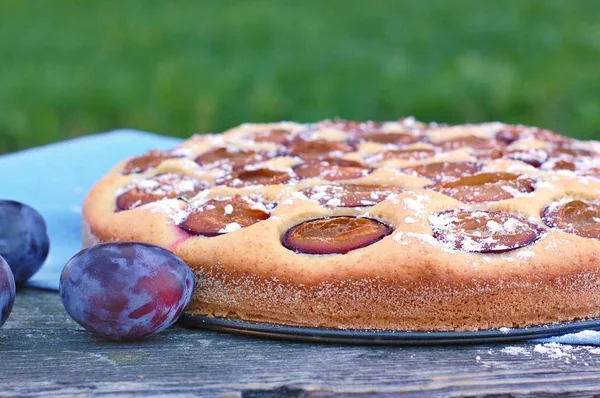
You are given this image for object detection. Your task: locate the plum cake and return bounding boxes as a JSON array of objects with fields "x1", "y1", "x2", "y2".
[{"x1": 83, "y1": 118, "x2": 600, "y2": 331}]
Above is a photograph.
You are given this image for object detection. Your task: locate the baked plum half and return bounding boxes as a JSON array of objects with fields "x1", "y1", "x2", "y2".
[
  {"x1": 215, "y1": 168, "x2": 292, "y2": 187},
  {"x1": 195, "y1": 147, "x2": 272, "y2": 170},
  {"x1": 116, "y1": 174, "x2": 207, "y2": 211},
  {"x1": 430, "y1": 172, "x2": 535, "y2": 203},
  {"x1": 283, "y1": 216, "x2": 392, "y2": 254},
  {"x1": 179, "y1": 196, "x2": 272, "y2": 236},
  {"x1": 287, "y1": 139, "x2": 356, "y2": 159},
  {"x1": 436, "y1": 136, "x2": 505, "y2": 159},
  {"x1": 542, "y1": 199, "x2": 600, "y2": 240},
  {"x1": 293, "y1": 158, "x2": 373, "y2": 181},
  {"x1": 429, "y1": 209, "x2": 545, "y2": 253},
  {"x1": 122, "y1": 150, "x2": 182, "y2": 174},
  {"x1": 401, "y1": 161, "x2": 482, "y2": 182}
]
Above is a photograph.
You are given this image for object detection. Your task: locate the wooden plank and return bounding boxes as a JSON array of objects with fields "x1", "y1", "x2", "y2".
[{"x1": 1, "y1": 289, "x2": 600, "y2": 397}]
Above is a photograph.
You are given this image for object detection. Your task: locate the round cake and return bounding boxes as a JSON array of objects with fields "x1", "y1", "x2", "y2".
[{"x1": 83, "y1": 118, "x2": 600, "y2": 331}]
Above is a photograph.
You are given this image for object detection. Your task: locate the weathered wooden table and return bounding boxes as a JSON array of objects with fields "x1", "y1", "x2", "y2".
[{"x1": 2, "y1": 289, "x2": 600, "y2": 397}]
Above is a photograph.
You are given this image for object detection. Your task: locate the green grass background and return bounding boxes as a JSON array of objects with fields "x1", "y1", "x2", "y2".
[{"x1": 1, "y1": 0, "x2": 599, "y2": 154}]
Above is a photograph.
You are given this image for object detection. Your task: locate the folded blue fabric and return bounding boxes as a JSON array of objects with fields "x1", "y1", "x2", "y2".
[
  {"x1": 2, "y1": 130, "x2": 599, "y2": 345},
  {"x1": 1, "y1": 130, "x2": 182, "y2": 290}
]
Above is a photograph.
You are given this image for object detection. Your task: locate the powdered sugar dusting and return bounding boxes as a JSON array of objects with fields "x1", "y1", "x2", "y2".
[
  {"x1": 477, "y1": 341, "x2": 600, "y2": 365},
  {"x1": 500, "y1": 346, "x2": 530, "y2": 356},
  {"x1": 534, "y1": 342, "x2": 576, "y2": 361},
  {"x1": 516, "y1": 250, "x2": 535, "y2": 260},
  {"x1": 249, "y1": 200, "x2": 269, "y2": 213},
  {"x1": 146, "y1": 200, "x2": 188, "y2": 224},
  {"x1": 393, "y1": 231, "x2": 441, "y2": 247},
  {"x1": 402, "y1": 194, "x2": 431, "y2": 215},
  {"x1": 218, "y1": 222, "x2": 242, "y2": 233},
  {"x1": 281, "y1": 191, "x2": 310, "y2": 205}
]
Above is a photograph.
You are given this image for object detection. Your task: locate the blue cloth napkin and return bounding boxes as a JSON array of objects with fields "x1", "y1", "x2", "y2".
[
  {"x1": 1, "y1": 131, "x2": 599, "y2": 345},
  {"x1": 1, "y1": 130, "x2": 182, "y2": 290}
]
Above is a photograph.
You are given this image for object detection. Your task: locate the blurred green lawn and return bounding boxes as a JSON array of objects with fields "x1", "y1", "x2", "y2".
[{"x1": 1, "y1": 0, "x2": 599, "y2": 154}]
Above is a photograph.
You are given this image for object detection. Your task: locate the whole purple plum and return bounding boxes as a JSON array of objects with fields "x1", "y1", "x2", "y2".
[
  {"x1": 0, "y1": 256, "x2": 15, "y2": 328},
  {"x1": 59, "y1": 242, "x2": 194, "y2": 341},
  {"x1": 0, "y1": 200, "x2": 50, "y2": 285}
]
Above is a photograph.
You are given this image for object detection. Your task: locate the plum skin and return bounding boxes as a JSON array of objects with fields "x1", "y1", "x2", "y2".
[
  {"x1": 0, "y1": 256, "x2": 15, "y2": 328},
  {"x1": 0, "y1": 200, "x2": 50, "y2": 285},
  {"x1": 59, "y1": 242, "x2": 195, "y2": 341}
]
